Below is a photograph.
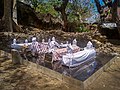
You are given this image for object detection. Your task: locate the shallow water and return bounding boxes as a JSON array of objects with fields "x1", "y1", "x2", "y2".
[
  {"x1": 26, "y1": 52, "x2": 115, "y2": 81},
  {"x1": 9, "y1": 40, "x2": 115, "y2": 81},
  {"x1": 8, "y1": 37, "x2": 115, "y2": 81}
]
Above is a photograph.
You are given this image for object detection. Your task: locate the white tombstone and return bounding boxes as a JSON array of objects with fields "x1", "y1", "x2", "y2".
[
  {"x1": 72, "y1": 39, "x2": 77, "y2": 46},
  {"x1": 84, "y1": 41, "x2": 94, "y2": 50},
  {"x1": 32, "y1": 37, "x2": 37, "y2": 42},
  {"x1": 67, "y1": 43, "x2": 73, "y2": 53},
  {"x1": 24, "y1": 39, "x2": 28, "y2": 46},
  {"x1": 50, "y1": 37, "x2": 56, "y2": 48},
  {"x1": 30, "y1": 37, "x2": 38, "y2": 55},
  {"x1": 25, "y1": 39, "x2": 28, "y2": 43},
  {"x1": 49, "y1": 37, "x2": 60, "y2": 52},
  {"x1": 52, "y1": 37, "x2": 55, "y2": 41},
  {"x1": 61, "y1": 43, "x2": 63, "y2": 45},
  {"x1": 13, "y1": 39, "x2": 16, "y2": 45},
  {"x1": 42, "y1": 39, "x2": 45, "y2": 43}
]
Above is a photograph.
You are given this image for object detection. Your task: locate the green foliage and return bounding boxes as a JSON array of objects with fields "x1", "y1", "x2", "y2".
[
  {"x1": 19, "y1": 0, "x2": 39, "y2": 10},
  {"x1": 66, "y1": 0, "x2": 93, "y2": 23},
  {"x1": 49, "y1": 0, "x2": 62, "y2": 6},
  {"x1": 31, "y1": 0, "x2": 39, "y2": 9},
  {"x1": 67, "y1": 13, "x2": 79, "y2": 22},
  {"x1": 36, "y1": 3, "x2": 59, "y2": 17},
  {"x1": 20, "y1": 0, "x2": 94, "y2": 32},
  {"x1": 76, "y1": 24, "x2": 89, "y2": 32},
  {"x1": 27, "y1": 0, "x2": 93, "y2": 20}
]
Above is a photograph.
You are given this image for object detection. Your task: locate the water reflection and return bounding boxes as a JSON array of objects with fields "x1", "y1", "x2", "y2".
[
  {"x1": 18, "y1": 41, "x2": 114, "y2": 81},
  {"x1": 25, "y1": 51, "x2": 115, "y2": 81}
]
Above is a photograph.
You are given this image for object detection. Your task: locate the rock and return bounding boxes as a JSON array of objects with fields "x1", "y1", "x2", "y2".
[
  {"x1": 92, "y1": 40, "x2": 102, "y2": 47},
  {"x1": 103, "y1": 84, "x2": 106, "y2": 87},
  {"x1": 11, "y1": 49, "x2": 23, "y2": 65},
  {"x1": 106, "y1": 42, "x2": 113, "y2": 47}
]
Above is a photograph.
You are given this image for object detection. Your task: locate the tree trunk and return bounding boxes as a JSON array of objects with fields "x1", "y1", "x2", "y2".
[
  {"x1": 112, "y1": 0, "x2": 118, "y2": 22},
  {"x1": 13, "y1": 0, "x2": 17, "y2": 24},
  {"x1": 94, "y1": 0, "x2": 102, "y2": 14},
  {"x1": 102, "y1": 0, "x2": 107, "y2": 6},
  {"x1": 117, "y1": 7, "x2": 120, "y2": 21},
  {"x1": 61, "y1": 0, "x2": 68, "y2": 32},
  {"x1": 54, "y1": 0, "x2": 69, "y2": 32},
  {"x1": 94, "y1": 0, "x2": 119, "y2": 22},
  {"x1": 2, "y1": 0, "x2": 13, "y2": 32},
  {"x1": 0, "y1": 0, "x2": 4, "y2": 19}
]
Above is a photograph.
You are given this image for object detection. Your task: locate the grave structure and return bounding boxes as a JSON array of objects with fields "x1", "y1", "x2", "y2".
[{"x1": 10, "y1": 37, "x2": 117, "y2": 89}]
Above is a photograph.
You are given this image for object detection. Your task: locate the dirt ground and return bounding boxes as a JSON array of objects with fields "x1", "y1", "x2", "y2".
[
  {"x1": 86, "y1": 45, "x2": 120, "y2": 90},
  {"x1": 0, "y1": 56, "x2": 69, "y2": 90},
  {"x1": 86, "y1": 56, "x2": 120, "y2": 90},
  {"x1": 0, "y1": 52, "x2": 120, "y2": 90}
]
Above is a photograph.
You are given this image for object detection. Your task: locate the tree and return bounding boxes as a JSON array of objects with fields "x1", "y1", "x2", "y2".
[
  {"x1": 27, "y1": 0, "x2": 39, "y2": 10},
  {"x1": 53, "y1": 0, "x2": 69, "y2": 31},
  {"x1": 0, "y1": 0, "x2": 4, "y2": 19},
  {"x1": 112, "y1": 0, "x2": 119, "y2": 21},
  {"x1": 53, "y1": 0, "x2": 92, "y2": 32},
  {"x1": 94, "y1": 0, "x2": 119, "y2": 22},
  {"x1": 18, "y1": 0, "x2": 93, "y2": 32},
  {"x1": 2, "y1": 0, "x2": 13, "y2": 32}
]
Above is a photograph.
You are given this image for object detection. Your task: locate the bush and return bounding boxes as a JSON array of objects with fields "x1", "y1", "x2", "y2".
[{"x1": 75, "y1": 25, "x2": 89, "y2": 32}]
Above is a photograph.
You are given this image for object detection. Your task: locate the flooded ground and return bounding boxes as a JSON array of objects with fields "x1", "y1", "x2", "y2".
[
  {"x1": 0, "y1": 40, "x2": 117, "y2": 82},
  {"x1": 26, "y1": 50, "x2": 115, "y2": 81},
  {"x1": 16, "y1": 37, "x2": 116, "y2": 81}
]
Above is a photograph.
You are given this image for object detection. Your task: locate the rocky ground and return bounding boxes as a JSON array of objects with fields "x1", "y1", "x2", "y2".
[{"x1": 0, "y1": 29, "x2": 119, "y2": 55}]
